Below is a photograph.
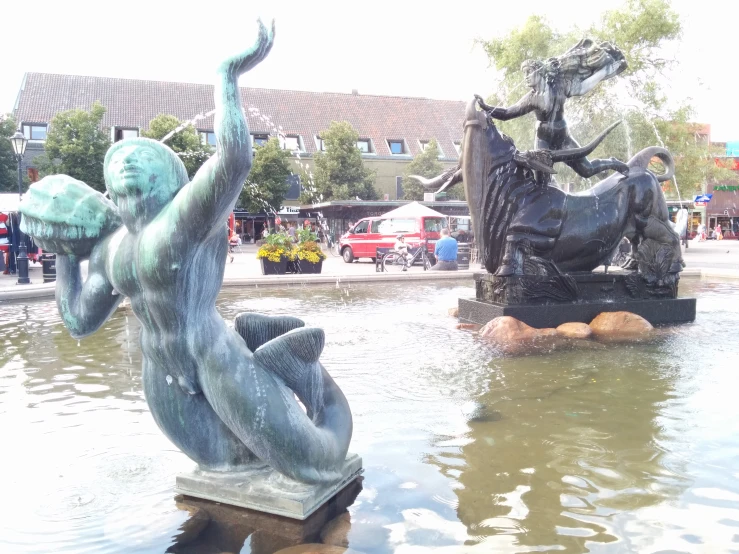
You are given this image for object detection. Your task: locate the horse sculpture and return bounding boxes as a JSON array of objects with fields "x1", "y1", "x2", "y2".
[{"x1": 414, "y1": 98, "x2": 684, "y2": 283}]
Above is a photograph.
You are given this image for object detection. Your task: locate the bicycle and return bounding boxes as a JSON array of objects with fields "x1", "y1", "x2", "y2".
[
  {"x1": 325, "y1": 233, "x2": 341, "y2": 256},
  {"x1": 381, "y1": 241, "x2": 432, "y2": 272}
]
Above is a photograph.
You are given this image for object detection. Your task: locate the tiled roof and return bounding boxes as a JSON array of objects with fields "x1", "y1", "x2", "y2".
[{"x1": 14, "y1": 73, "x2": 465, "y2": 160}]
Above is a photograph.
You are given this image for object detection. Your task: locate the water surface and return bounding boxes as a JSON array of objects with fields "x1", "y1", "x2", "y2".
[{"x1": 1, "y1": 279, "x2": 738, "y2": 553}]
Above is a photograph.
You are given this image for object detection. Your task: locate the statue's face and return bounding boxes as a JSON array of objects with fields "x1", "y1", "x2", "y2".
[
  {"x1": 107, "y1": 145, "x2": 170, "y2": 197},
  {"x1": 524, "y1": 66, "x2": 543, "y2": 89},
  {"x1": 106, "y1": 144, "x2": 179, "y2": 229}
]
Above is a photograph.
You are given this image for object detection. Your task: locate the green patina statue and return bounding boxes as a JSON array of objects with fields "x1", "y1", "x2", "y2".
[{"x1": 20, "y1": 21, "x2": 353, "y2": 485}]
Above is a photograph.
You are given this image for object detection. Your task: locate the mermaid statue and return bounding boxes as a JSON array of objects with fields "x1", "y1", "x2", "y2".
[{"x1": 20, "y1": 21, "x2": 353, "y2": 485}]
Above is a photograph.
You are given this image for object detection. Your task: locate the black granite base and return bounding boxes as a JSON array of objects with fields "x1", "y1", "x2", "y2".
[{"x1": 459, "y1": 297, "x2": 697, "y2": 328}]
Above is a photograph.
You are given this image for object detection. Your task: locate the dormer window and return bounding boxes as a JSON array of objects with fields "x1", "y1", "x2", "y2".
[
  {"x1": 387, "y1": 139, "x2": 406, "y2": 155},
  {"x1": 357, "y1": 139, "x2": 372, "y2": 153},
  {"x1": 315, "y1": 136, "x2": 328, "y2": 151},
  {"x1": 419, "y1": 140, "x2": 430, "y2": 151},
  {"x1": 22, "y1": 124, "x2": 47, "y2": 141},
  {"x1": 453, "y1": 140, "x2": 462, "y2": 155},
  {"x1": 251, "y1": 134, "x2": 269, "y2": 147},
  {"x1": 113, "y1": 127, "x2": 139, "y2": 142},
  {"x1": 282, "y1": 135, "x2": 303, "y2": 152},
  {"x1": 200, "y1": 131, "x2": 216, "y2": 147}
]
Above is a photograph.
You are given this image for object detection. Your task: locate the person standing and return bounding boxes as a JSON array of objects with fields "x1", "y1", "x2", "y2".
[{"x1": 431, "y1": 228, "x2": 459, "y2": 271}]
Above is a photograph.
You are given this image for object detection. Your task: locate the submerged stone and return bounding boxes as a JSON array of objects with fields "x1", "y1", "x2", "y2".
[
  {"x1": 556, "y1": 322, "x2": 593, "y2": 339},
  {"x1": 590, "y1": 311, "x2": 653, "y2": 341}
]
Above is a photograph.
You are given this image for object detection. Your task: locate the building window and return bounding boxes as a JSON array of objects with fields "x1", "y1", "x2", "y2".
[
  {"x1": 251, "y1": 134, "x2": 269, "y2": 147},
  {"x1": 387, "y1": 139, "x2": 406, "y2": 155},
  {"x1": 396, "y1": 176, "x2": 403, "y2": 199},
  {"x1": 315, "y1": 136, "x2": 328, "y2": 151},
  {"x1": 114, "y1": 128, "x2": 139, "y2": 142},
  {"x1": 453, "y1": 140, "x2": 462, "y2": 155},
  {"x1": 419, "y1": 140, "x2": 430, "y2": 151},
  {"x1": 200, "y1": 131, "x2": 216, "y2": 147},
  {"x1": 357, "y1": 139, "x2": 372, "y2": 153},
  {"x1": 282, "y1": 135, "x2": 302, "y2": 152},
  {"x1": 22, "y1": 124, "x2": 47, "y2": 141}
]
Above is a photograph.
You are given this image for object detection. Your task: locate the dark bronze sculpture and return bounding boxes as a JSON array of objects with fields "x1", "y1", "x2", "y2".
[
  {"x1": 413, "y1": 38, "x2": 687, "y2": 312},
  {"x1": 477, "y1": 39, "x2": 630, "y2": 179},
  {"x1": 19, "y1": 21, "x2": 354, "y2": 486}
]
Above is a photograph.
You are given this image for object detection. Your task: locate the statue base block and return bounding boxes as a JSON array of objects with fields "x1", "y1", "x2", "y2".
[
  {"x1": 174, "y1": 454, "x2": 363, "y2": 520},
  {"x1": 459, "y1": 297, "x2": 696, "y2": 328}
]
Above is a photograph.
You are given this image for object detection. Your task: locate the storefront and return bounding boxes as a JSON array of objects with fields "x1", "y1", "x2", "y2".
[
  {"x1": 666, "y1": 201, "x2": 702, "y2": 238},
  {"x1": 707, "y1": 184, "x2": 739, "y2": 238},
  {"x1": 299, "y1": 200, "x2": 470, "y2": 240}
]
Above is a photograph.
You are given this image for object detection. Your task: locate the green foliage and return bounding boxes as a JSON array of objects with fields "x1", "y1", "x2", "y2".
[
  {"x1": 300, "y1": 121, "x2": 378, "y2": 202},
  {"x1": 0, "y1": 114, "x2": 17, "y2": 192},
  {"x1": 36, "y1": 102, "x2": 111, "y2": 192},
  {"x1": 141, "y1": 114, "x2": 213, "y2": 178},
  {"x1": 402, "y1": 139, "x2": 444, "y2": 200},
  {"x1": 296, "y1": 226, "x2": 318, "y2": 243},
  {"x1": 475, "y1": 0, "x2": 735, "y2": 195},
  {"x1": 238, "y1": 137, "x2": 292, "y2": 214}
]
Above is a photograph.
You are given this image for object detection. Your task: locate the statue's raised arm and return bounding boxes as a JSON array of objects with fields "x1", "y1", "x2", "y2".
[{"x1": 169, "y1": 20, "x2": 275, "y2": 239}]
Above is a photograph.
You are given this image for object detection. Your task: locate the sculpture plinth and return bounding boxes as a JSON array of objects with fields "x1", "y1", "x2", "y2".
[
  {"x1": 175, "y1": 454, "x2": 363, "y2": 520},
  {"x1": 460, "y1": 272, "x2": 696, "y2": 328}
]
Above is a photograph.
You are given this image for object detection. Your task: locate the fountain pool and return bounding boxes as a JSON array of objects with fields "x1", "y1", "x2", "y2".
[{"x1": 1, "y1": 279, "x2": 738, "y2": 553}]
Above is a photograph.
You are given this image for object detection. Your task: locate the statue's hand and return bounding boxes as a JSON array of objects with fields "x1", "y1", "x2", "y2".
[
  {"x1": 217, "y1": 19, "x2": 275, "y2": 77},
  {"x1": 474, "y1": 94, "x2": 494, "y2": 112}
]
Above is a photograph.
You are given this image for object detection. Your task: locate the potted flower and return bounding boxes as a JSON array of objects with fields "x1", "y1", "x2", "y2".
[
  {"x1": 295, "y1": 228, "x2": 327, "y2": 274},
  {"x1": 256, "y1": 232, "x2": 292, "y2": 275}
]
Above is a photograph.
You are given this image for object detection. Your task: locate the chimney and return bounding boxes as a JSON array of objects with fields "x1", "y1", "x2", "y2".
[{"x1": 351, "y1": 89, "x2": 359, "y2": 95}]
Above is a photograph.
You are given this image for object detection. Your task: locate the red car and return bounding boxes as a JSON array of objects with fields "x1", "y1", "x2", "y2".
[{"x1": 339, "y1": 214, "x2": 448, "y2": 262}]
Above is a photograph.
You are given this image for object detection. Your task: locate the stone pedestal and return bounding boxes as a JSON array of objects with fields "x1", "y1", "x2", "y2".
[
  {"x1": 459, "y1": 296, "x2": 696, "y2": 328},
  {"x1": 462, "y1": 271, "x2": 696, "y2": 328},
  {"x1": 175, "y1": 454, "x2": 363, "y2": 520}
]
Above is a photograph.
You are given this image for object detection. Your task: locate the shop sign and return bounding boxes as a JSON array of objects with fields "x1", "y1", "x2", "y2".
[
  {"x1": 695, "y1": 201, "x2": 706, "y2": 207},
  {"x1": 714, "y1": 185, "x2": 739, "y2": 192},
  {"x1": 694, "y1": 194, "x2": 713, "y2": 203}
]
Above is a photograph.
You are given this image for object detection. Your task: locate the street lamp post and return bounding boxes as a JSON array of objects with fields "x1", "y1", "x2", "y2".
[{"x1": 9, "y1": 131, "x2": 30, "y2": 284}]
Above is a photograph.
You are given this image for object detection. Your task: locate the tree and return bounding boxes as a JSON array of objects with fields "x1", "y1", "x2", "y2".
[
  {"x1": 36, "y1": 102, "x2": 111, "y2": 192},
  {"x1": 238, "y1": 137, "x2": 292, "y2": 213},
  {"x1": 401, "y1": 139, "x2": 444, "y2": 200},
  {"x1": 0, "y1": 114, "x2": 17, "y2": 192},
  {"x1": 141, "y1": 114, "x2": 213, "y2": 178},
  {"x1": 300, "y1": 121, "x2": 377, "y2": 202},
  {"x1": 476, "y1": 0, "x2": 736, "y2": 195}
]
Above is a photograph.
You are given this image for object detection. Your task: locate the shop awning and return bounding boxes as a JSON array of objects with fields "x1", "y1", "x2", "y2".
[{"x1": 379, "y1": 201, "x2": 446, "y2": 219}]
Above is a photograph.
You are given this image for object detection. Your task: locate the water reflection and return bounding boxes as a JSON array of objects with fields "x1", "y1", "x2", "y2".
[
  {"x1": 429, "y1": 347, "x2": 691, "y2": 552},
  {"x1": 2, "y1": 279, "x2": 739, "y2": 552}
]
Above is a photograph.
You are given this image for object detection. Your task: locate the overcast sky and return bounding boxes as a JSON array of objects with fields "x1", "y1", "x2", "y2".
[{"x1": 3, "y1": 0, "x2": 736, "y2": 141}]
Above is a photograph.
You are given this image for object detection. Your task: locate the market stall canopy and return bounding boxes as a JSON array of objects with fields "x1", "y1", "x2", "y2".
[
  {"x1": 0, "y1": 194, "x2": 21, "y2": 213},
  {"x1": 380, "y1": 201, "x2": 446, "y2": 219}
]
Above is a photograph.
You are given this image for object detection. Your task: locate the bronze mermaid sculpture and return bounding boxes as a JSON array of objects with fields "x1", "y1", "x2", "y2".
[{"x1": 20, "y1": 21, "x2": 352, "y2": 485}]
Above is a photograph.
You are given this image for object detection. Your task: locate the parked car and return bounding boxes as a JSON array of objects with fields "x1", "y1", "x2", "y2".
[{"x1": 338, "y1": 215, "x2": 448, "y2": 263}]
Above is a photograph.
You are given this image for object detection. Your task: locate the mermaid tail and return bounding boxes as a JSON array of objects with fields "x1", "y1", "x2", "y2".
[{"x1": 234, "y1": 313, "x2": 326, "y2": 419}]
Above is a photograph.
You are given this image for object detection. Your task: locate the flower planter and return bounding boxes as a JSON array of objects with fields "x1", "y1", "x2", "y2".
[
  {"x1": 259, "y1": 257, "x2": 288, "y2": 275},
  {"x1": 296, "y1": 259, "x2": 323, "y2": 274}
]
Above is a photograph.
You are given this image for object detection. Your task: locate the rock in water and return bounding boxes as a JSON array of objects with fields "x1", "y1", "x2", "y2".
[
  {"x1": 479, "y1": 316, "x2": 557, "y2": 355},
  {"x1": 274, "y1": 544, "x2": 362, "y2": 554},
  {"x1": 556, "y1": 322, "x2": 593, "y2": 339},
  {"x1": 589, "y1": 311, "x2": 653, "y2": 341}
]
